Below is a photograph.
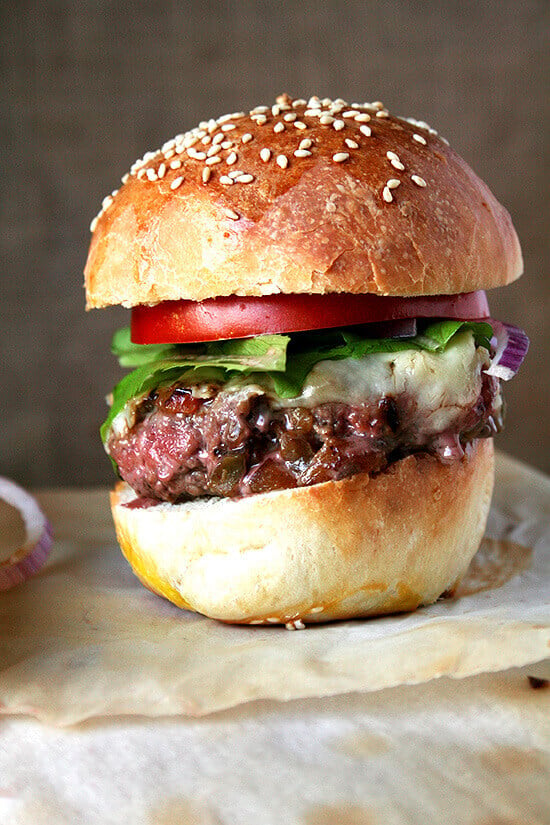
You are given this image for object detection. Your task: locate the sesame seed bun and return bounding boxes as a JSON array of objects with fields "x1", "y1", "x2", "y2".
[
  {"x1": 84, "y1": 94, "x2": 522, "y2": 309},
  {"x1": 110, "y1": 439, "x2": 494, "y2": 625}
]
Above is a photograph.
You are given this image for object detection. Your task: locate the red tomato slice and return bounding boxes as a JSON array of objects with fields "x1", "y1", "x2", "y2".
[{"x1": 131, "y1": 291, "x2": 490, "y2": 344}]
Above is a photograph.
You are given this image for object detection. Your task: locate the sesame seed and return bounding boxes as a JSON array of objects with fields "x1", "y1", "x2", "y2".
[
  {"x1": 207, "y1": 144, "x2": 221, "y2": 157},
  {"x1": 292, "y1": 98, "x2": 306, "y2": 108},
  {"x1": 271, "y1": 104, "x2": 280, "y2": 116},
  {"x1": 310, "y1": 605, "x2": 324, "y2": 613},
  {"x1": 251, "y1": 114, "x2": 267, "y2": 125},
  {"x1": 372, "y1": 100, "x2": 385, "y2": 110},
  {"x1": 294, "y1": 148, "x2": 312, "y2": 157},
  {"x1": 170, "y1": 159, "x2": 182, "y2": 169},
  {"x1": 201, "y1": 135, "x2": 212, "y2": 145},
  {"x1": 187, "y1": 148, "x2": 206, "y2": 160},
  {"x1": 283, "y1": 112, "x2": 297, "y2": 122},
  {"x1": 332, "y1": 152, "x2": 349, "y2": 163},
  {"x1": 382, "y1": 186, "x2": 393, "y2": 203},
  {"x1": 226, "y1": 151, "x2": 238, "y2": 165},
  {"x1": 386, "y1": 151, "x2": 399, "y2": 161},
  {"x1": 241, "y1": 133, "x2": 253, "y2": 143},
  {"x1": 304, "y1": 109, "x2": 321, "y2": 117},
  {"x1": 319, "y1": 114, "x2": 334, "y2": 125},
  {"x1": 273, "y1": 121, "x2": 285, "y2": 134},
  {"x1": 376, "y1": 110, "x2": 389, "y2": 118},
  {"x1": 202, "y1": 167, "x2": 211, "y2": 183},
  {"x1": 293, "y1": 121, "x2": 307, "y2": 130},
  {"x1": 342, "y1": 110, "x2": 357, "y2": 118},
  {"x1": 322, "y1": 97, "x2": 332, "y2": 106},
  {"x1": 146, "y1": 168, "x2": 158, "y2": 181},
  {"x1": 157, "y1": 162, "x2": 166, "y2": 178},
  {"x1": 121, "y1": 173, "x2": 130, "y2": 184},
  {"x1": 387, "y1": 178, "x2": 401, "y2": 189},
  {"x1": 101, "y1": 195, "x2": 113, "y2": 209},
  {"x1": 219, "y1": 175, "x2": 234, "y2": 185},
  {"x1": 212, "y1": 133, "x2": 225, "y2": 145},
  {"x1": 163, "y1": 149, "x2": 175, "y2": 159},
  {"x1": 221, "y1": 141, "x2": 232, "y2": 150},
  {"x1": 217, "y1": 113, "x2": 234, "y2": 124},
  {"x1": 359, "y1": 124, "x2": 372, "y2": 137},
  {"x1": 354, "y1": 112, "x2": 371, "y2": 123},
  {"x1": 391, "y1": 159, "x2": 405, "y2": 171},
  {"x1": 307, "y1": 96, "x2": 321, "y2": 108},
  {"x1": 251, "y1": 105, "x2": 269, "y2": 114},
  {"x1": 236, "y1": 173, "x2": 254, "y2": 183},
  {"x1": 286, "y1": 619, "x2": 305, "y2": 630},
  {"x1": 221, "y1": 123, "x2": 236, "y2": 132},
  {"x1": 170, "y1": 176, "x2": 184, "y2": 190},
  {"x1": 205, "y1": 155, "x2": 222, "y2": 166},
  {"x1": 411, "y1": 174, "x2": 427, "y2": 187},
  {"x1": 276, "y1": 154, "x2": 288, "y2": 168},
  {"x1": 345, "y1": 138, "x2": 359, "y2": 149},
  {"x1": 90, "y1": 215, "x2": 99, "y2": 232},
  {"x1": 260, "y1": 148, "x2": 271, "y2": 162},
  {"x1": 299, "y1": 138, "x2": 313, "y2": 149},
  {"x1": 413, "y1": 133, "x2": 427, "y2": 145},
  {"x1": 266, "y1": 617, "x2": 280, "y2": 623},
  {"x1": 333, "y1": 119, "x2": 345, "y2": 131},
  {"x1": 224, "y1": 208, "x2": 240, "y2": 220}
]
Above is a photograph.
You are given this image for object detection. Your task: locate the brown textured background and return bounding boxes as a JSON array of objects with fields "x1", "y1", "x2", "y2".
[{"x1": 2, "y1": 0, "x2": 549, "y2": 487}]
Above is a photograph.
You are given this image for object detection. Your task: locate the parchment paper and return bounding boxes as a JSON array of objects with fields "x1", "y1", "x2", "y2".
[
  {"x1": 0, "y1": 451, "x2": 548, "y2": 725},
  {"x1": 0, "y1": 663, "x2": 549, "y2": 824}
]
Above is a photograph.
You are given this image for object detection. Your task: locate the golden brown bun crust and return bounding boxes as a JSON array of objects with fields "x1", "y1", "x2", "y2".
[
  {"x1": 110, "y1": 440, "x2": 494, "y2": 625},
  {"x1": 85, "y1": 95, "x2": 522, "y2": 308}
]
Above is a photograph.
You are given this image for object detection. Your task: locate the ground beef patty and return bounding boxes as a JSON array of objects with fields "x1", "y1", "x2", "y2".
[{"x1": 107, "y1": 372, "x2": 502, "y2": 502}]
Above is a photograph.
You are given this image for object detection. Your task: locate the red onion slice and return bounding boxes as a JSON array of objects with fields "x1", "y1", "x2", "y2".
[
  {"x1": 0, "y1": 477, "x2": 53, "y2": 591},
  {"x1": 485, "y1": 320, "x2": 530, "y2": 381}
]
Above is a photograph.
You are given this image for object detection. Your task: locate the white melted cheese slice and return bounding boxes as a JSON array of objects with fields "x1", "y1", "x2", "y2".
[{"x1": 268, "y1": 330, "x2": 492, "y2": 434}]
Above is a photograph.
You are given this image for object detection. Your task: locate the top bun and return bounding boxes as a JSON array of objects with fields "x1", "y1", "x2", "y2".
[{"x1": 85, "y1": 94, "x2": 522, "y2": 309}]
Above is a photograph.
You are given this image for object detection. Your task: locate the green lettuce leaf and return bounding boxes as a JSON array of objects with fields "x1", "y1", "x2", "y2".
[
  {"x1": 414, "y1": 319, "x2": 493, "y2": 352},
  {"x1": 101, "y1": 321, "x2": 492, "y2": 443},
  {"x1": 112, "y1": 326, "x2": 289, "y2": 371}
]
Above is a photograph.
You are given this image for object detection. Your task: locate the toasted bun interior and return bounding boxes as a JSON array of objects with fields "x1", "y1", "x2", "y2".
[
  {"x1": 85, "y1": 95, "x2": 522, "y2": 308},
  {"x1": 110, "y1": 440, "x2": 494, "y2": 625}
]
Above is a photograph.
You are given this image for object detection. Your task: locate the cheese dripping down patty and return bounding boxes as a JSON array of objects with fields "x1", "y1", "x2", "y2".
[{"x1": 109, "y1": 330, "x2": 496, "y2": 441}]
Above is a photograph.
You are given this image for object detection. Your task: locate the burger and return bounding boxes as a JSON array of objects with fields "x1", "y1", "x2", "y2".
[{"x1": 84, "y1": 94, "x2": 528, "y2": 628}]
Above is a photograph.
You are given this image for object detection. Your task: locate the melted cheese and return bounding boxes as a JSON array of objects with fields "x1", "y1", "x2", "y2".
[{"x1": 269, "y1": 330, "x2": 490, "y2": 433}]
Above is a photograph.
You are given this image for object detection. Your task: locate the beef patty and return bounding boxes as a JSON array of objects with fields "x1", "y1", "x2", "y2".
[{"x1": 107, "y1": 372, "x2": 501, "y2": 502}]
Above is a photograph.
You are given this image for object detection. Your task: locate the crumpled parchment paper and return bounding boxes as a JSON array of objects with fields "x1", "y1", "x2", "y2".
[
  {"x1": 0, "y1": 452, "x2": 548, "y2": 725},
  {"x1": 1, "y1": 663, "x2": 549, "y2": 824}
]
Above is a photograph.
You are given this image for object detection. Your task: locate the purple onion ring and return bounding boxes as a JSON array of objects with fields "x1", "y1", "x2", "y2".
[{"x1": 0, "y1": 477, "x2": 53, "y2": 591}]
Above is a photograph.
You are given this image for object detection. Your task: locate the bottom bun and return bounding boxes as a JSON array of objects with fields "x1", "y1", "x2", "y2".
[{"x1": 110, "y1": 439, "x2": 494, "y2": 625}]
